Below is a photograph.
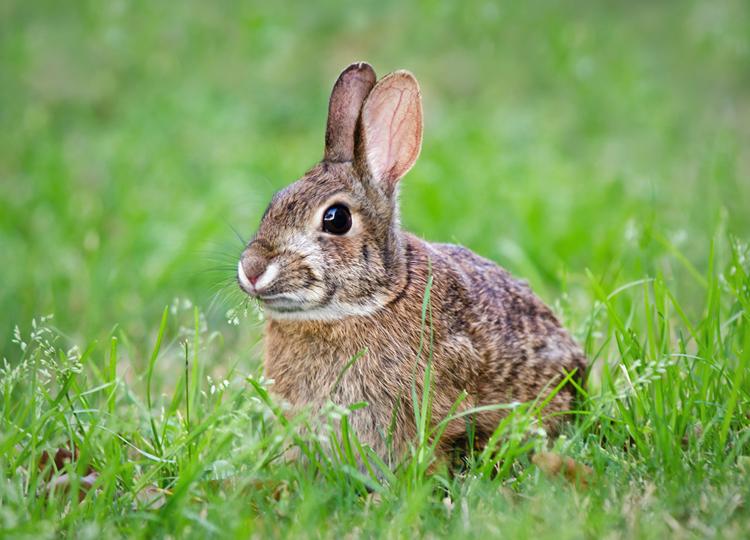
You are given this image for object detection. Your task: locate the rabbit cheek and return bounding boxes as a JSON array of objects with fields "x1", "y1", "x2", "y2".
[
  {"x1": 333, "y1": 243, "x2": 385, "y2": 305},
  {"x1": 276, "y1": 260, "x2": 324, "y2": 300},
  {"x1": 320, "y1": 236, "x2": 361, "y2": 277}
]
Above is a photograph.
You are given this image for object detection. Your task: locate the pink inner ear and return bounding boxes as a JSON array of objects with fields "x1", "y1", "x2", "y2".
[{"x1": 361, "y1": 73, "x2": 423, "y2": 186}]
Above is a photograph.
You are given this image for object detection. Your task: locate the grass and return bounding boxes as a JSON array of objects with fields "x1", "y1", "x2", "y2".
[{"x1": 1, "y1": 0, "x2": 750, "y2": 537}]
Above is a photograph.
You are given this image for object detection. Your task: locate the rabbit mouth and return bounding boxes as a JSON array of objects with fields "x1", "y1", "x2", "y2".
[{"x1": 257, "y1": 292, "x2": 317, "y2": 312}]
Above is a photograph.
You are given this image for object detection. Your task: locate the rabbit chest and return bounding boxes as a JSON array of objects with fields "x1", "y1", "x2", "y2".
[{"x1": 262, "y1": 284, "x2": 484, "y2": 453}]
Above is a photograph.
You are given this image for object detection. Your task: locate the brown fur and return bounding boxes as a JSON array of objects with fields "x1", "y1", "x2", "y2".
[{"x1": 238, "y1": 63, "x2": 587, "y2": 464}]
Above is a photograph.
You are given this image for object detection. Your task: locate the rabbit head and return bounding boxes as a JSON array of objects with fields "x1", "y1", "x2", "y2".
[{"x1": 238, "y1": 62, "x2": 423, "y2": 320}]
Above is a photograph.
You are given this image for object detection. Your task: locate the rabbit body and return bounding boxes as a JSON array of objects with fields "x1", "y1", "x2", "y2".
[{"x1": 238, "y1": 63, "x2": 586, "y2": 462}]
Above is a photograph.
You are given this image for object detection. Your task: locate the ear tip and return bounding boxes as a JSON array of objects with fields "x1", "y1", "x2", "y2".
[
  {"x1": 338, "y1": 61, "x2": 376, "y2": 83},
  {"x1": 374, "y1": 69, "x2": 421, "y2": 94},
  {"x1": 390, "y1": 69, "x2": 417, "y2": 79},
  {"x1": 350, "y1": 60, "x2": 374, "y2": 71}
]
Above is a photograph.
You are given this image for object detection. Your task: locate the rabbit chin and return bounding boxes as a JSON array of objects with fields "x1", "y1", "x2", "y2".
[{"x1": 261, "y1": 296, "x2": 390, "y2": 321}]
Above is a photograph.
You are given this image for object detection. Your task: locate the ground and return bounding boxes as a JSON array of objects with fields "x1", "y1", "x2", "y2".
[{"x1": 1, "y1": 0, "x2": 749, "y2": 538}]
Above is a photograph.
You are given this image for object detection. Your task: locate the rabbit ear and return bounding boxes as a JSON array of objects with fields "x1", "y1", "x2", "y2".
[
  {"x1": 324, "y1": 62, "x2": 377, "y2": 162},
  {"x1": 358, "y1": 70, "x2": 423, "y2": 189}
]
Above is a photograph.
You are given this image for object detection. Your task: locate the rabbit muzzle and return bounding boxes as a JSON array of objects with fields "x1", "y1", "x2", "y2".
[{"x1": 237, "y1": 251, "x2": 277, "y2": 295}]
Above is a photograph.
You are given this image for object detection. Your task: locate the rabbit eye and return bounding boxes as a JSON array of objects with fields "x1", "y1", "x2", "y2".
[{"x1": 322, "y1": 204, "x2": 352, "y2": 235}]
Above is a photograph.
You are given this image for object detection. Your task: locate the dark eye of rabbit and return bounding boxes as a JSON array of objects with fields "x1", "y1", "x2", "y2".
[{"x1": 322, "y1": 204, "x2": 352, "y2": 235}]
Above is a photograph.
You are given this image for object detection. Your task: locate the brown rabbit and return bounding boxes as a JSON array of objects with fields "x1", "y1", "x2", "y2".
[{"x1": 238, "y1": 62, "x2": 586, "y2": 464}]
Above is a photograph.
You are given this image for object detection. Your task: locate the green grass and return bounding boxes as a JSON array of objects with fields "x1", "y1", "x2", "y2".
[{"x1": 2, "y1": 0, "x2": 750, "y2": 537}]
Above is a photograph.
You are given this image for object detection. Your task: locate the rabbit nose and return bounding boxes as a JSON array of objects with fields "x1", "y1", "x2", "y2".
[{"x1": 238, "y1": 253, "x2": 267, "y2": 290}]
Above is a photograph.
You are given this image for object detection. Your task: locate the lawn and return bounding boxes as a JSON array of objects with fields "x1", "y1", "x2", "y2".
[{"x1": 1, "y1": 0, "x2": 750, "y2": 538}]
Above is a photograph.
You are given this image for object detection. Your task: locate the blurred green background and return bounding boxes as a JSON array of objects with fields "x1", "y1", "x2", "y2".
[{"x1": 1, "y1": 0, "x2": 749, "y2": 357}]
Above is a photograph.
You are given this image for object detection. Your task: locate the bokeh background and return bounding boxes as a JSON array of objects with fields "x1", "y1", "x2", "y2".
[{"x1": 1, "y1": 0, "x2": 749, "y2": 359}]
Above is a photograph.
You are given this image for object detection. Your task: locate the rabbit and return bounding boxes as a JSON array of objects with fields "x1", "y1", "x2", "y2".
[{"x1": 237, "y1": 62, "x2": 587, "y2": 464}]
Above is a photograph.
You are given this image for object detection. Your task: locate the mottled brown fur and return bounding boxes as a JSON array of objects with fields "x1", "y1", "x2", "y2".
[{"x1": 238, "y1": 62, "x2": 587, "y2": 465}]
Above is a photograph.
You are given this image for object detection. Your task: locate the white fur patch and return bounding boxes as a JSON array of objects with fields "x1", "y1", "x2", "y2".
[
  {"x1": 254, "y1": 262, "x2": 279, "y2": 291},
  {"x1": 263, "y1": 296, "x2": 388, "y2": 321},
  {"x1": 365, "y1": 145, "x2": 386, "y2": 183},
  {"x1": 237, "y1": 260, "x2": 253, "y2": 292},
  {"x1": 260, "y1": 290, "x2": 317, "y2": 306}
]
